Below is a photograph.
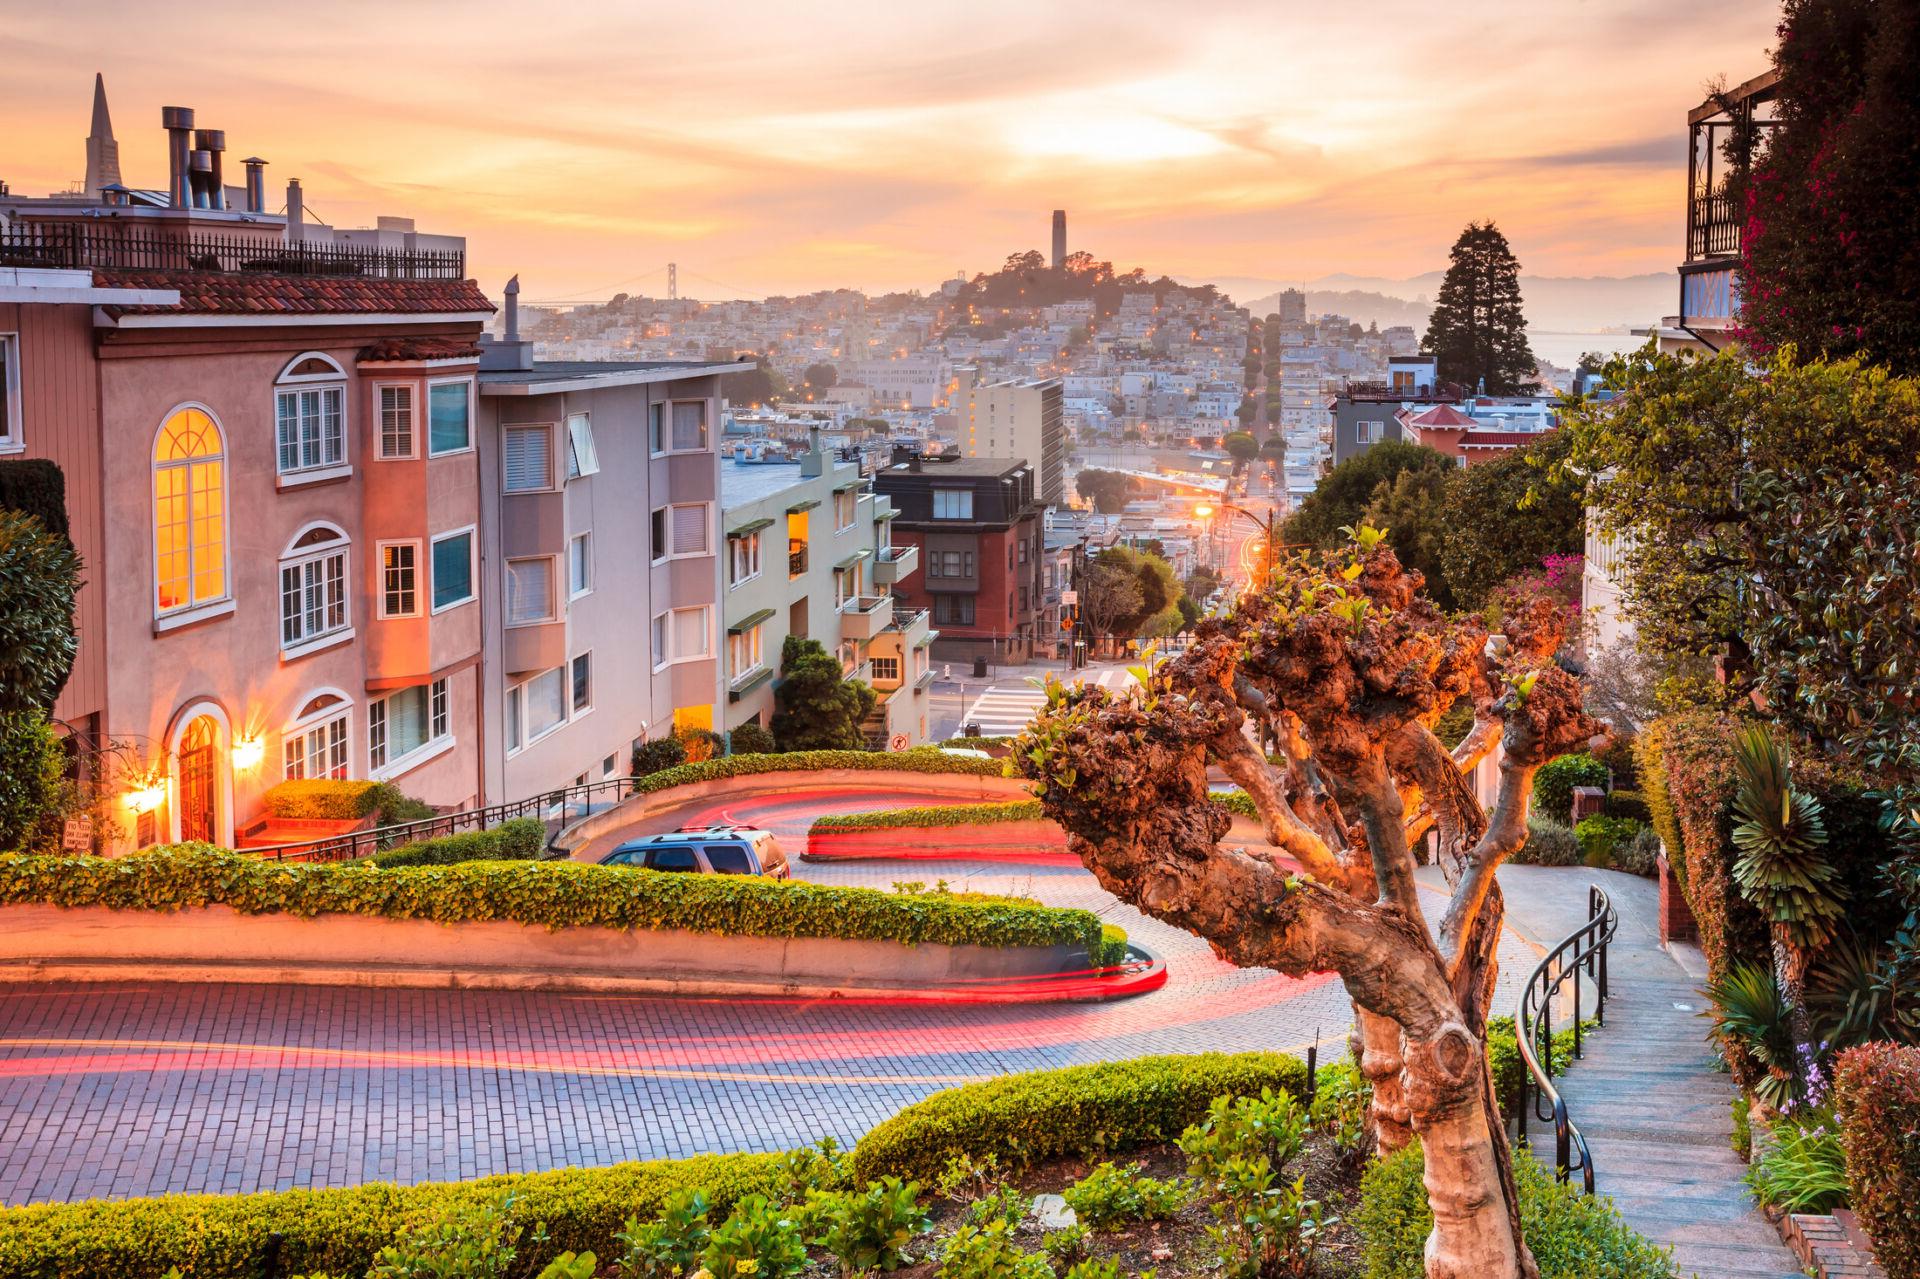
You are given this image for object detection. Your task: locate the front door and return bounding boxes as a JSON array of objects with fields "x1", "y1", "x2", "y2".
[{"x1": 177, "y1": 717, "x2": 217, "y2": 844}]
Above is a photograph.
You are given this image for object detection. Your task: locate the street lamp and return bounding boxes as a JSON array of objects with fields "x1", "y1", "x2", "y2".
[{"x1": 1196, "y1": 501, "x2": 1291, "y2": 587}]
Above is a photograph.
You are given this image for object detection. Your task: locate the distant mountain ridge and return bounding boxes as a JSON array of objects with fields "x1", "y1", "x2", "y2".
[{"x1": 1192, "y1": 271, "x2": 1675, "y2": 334}]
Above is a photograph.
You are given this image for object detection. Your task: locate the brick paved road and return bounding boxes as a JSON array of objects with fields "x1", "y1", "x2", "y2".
[{"x1": 0, "y1": 786, "x2": 1541, "y2": 1205}]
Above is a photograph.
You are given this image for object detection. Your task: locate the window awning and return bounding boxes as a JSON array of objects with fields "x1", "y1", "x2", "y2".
[
  {"x1": 833, "y1": 480, "x2": 861, "y2": 493},
  {"x1": 728, "y1": 607, "x2": 776, "y2": 634},
  {"x1": 835, "y1": 549, "x2": 872, "y2": 569},
  {"x1": 786, "y1": 499, "x2": 820, "y2": 513},
  {"x1": 727, "y1": 517, "x2": 775, "y2": 539},
  {"x1": 874, "y1": 508, "x2": 900, "y2": 521},
  {"x1": 728, "y1": 667, "x2": 775, "y2": 701}
]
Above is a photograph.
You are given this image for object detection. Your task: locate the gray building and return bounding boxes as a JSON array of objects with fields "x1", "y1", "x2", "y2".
[
  {"x1": 1327, "y1": 354, "x2": 1446, "y2": 467},
  {"x1": 720, "y1": 441, "x2": 933, "y2": 750}
]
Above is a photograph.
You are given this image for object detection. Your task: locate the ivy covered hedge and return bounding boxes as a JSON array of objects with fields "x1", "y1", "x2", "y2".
[
  {"x1": 367, "y1": 818, "x2": 546, "y2": 868},
  {"x1": 1835, "y1": 1042, "x2": 1920, "y2": 1279},
  {"x1": 849, "y1": 1051, "x2": 1311, "y2": 1186},
  {"x1": 261, "y1": 780, "x2": 433, "y2": 825},
  {"x1": 0, "y1": 845, "x2": 1112, "y2": 957},
  {"x1": 0, "y1": 1150, "x2": 788, "y2": 1279},
  {"x1": 634, "y1": 748, "x2": 1005, "y2": 795},
  {"x1": 811, "y1": 800, "x2": 1045, "y2": 832}
]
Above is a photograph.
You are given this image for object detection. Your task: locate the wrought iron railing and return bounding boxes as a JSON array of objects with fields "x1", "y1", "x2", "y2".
[
  {"x1": 248, "y1": 776, "x2": 640, "y2": 863},
  {"x1": 1515, "y1": 883, "x2": 1617, "y2": 1193},
  {"x1": 0, "y1": 222, "x2": 465, "y2": 280},
  {"x1": 1686, "y1": 191, "x2": 1743, "y2": 261}
]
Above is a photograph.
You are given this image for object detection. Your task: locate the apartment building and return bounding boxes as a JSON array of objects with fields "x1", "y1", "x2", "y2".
[
  {"x1": 954, "y1": 367, "x2": 1065, "y2": 505},
  {"x1": 475, "y1": 282, "x2": 750, "y2": 796},
  {"x1": 719, "y1": 439, "x2": 932, "y2": 749},
  {"x1": 0, "y1": 94, "x2": 493, "y2": 851},
  {"x1": 875, "y1": 455, "x2": 1043, "y2": 665}
]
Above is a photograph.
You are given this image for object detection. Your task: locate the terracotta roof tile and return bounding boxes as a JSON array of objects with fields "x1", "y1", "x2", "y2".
[
  {"x1": 1460, "y1": 430, "x2": 1553, "y2": 448},
  {"x1": 1403, "y1": 404, "x2": 1477, "y2": 428},
  {"x1": 92, "y1": 269, "x2": 494, "y2": 319},
  {"x1": 359, "y1": 337, "x2": 484, "y2": 362}
]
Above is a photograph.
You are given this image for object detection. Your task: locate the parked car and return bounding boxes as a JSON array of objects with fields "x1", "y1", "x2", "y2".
[{"x1": 598, "y1": 824, "x2": 791, "y2": 879}]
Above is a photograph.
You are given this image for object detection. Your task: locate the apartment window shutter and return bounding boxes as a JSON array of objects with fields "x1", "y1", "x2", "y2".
[
  {"x1": 506, "y1": 558, "x2": 552, "y2": 624},
  {"x1": 504, "y1": 427, "x2": 550, "y2": 492},
  {"x1": 673, "y1": 607, "x2": 708, "y2": 658},
  {"x1": 671, "y1": 505, "x2": 708, "y2": 556}
]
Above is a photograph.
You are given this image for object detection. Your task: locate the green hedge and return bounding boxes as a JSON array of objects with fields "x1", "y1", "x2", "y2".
[
  {"x1": 0, "y1": 458, "x2": 70, "y2": 538},
  {"x1": 261, "y1": 780, "x2": 433, "y2": 826},
  {"x1": 1210, "y1": 789, "x2": 1258, "y2": 818},
  {"x1": 0, "y1": 845, "x2": 1108, "y2": 956},
  {"x1": 635, "y1": 749, "x2": 1005, "y2": 795},
  {"x1": 1603, "y1": 788, "x2": 1652, "y2": 826},
  {"x1": 849, "y1": 1051, "x2": 1310, "y2": 1186},
  {"x1": 811, "y1": 801, "x2": 1044, "y2": 832},
  {"x1": 368, "y1": 818, "x2": 546, "y2": 868},
  {"x1": 1485, "y1": 1016, "x2": 1592, "y2": 1117},
  {"x1": 1355, "y1": 1142, "x2": 1673, "y2": 1278},
  {"x1": 0, "y1": 1151, "x2": 788, "y2": 1279},
  {"x1": 1836, "y1": 1042, "x2": 1920, "y2": 1279},
  {"x1": 1531, "y1": 753, "x2": 1608, "y2": 824}
]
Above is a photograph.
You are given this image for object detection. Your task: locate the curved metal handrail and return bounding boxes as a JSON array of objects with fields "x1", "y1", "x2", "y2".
[{"x1": 1514, "y1": 883, "x2": 1617, "y2": 1194}]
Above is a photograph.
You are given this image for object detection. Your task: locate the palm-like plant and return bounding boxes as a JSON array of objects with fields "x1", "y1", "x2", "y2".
[
  {"x1": 1729, "y1": 725, "x2": 1846, "y2": 1067},
  {"x1": 1701, "y1": 962, "x2": 1799, "y2": 1110}
]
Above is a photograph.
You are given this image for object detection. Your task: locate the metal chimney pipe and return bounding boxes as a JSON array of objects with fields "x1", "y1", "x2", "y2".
[
  {"x1": 503, "y1": 274, "x2": 520, "y2": 342},
  {"x1": 285, "y1": 178, "x2": 304, "y2": 241},
  {"x1": 195, "y1": 130, "x2": 226, "y2": 210},
  {"x1": 188, "y1": 150, "x2": 213, "y2": 209},
  {"x1": 161, "y1": 105, "x2": 194, "y2": 209},
  {"x1": 243, "y1": 158, "x2": 267, "y2": 214}
]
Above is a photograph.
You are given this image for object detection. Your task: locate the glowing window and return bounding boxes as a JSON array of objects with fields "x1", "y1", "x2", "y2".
[{"x1": 153, "y1": 407, "x2": 228, "y2": 614}]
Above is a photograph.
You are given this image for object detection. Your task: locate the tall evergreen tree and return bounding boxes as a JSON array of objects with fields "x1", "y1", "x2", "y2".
[
  {"x1": 770, "y1": 635, "x2": 876, "y2": 750},
  {"x1": 1421, "y1": 222, "x2": 1537, "y2": 393}
]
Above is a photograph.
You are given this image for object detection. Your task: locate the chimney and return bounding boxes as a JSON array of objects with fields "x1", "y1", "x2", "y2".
[
  {"x1": 503, "y1": 273, "x2": 520, "y2": 342},
  {"x1": 285, "y1": 178, "x2": 304, "y2": 241},
  {"x1": 161, "y1": 105, "x2": 194, "y2": 209},
  {"x1": 478, "y1": 273, "x2": 536, "y2": 373},
  {"x1": 243, "y1": 158, "x2": 267, "y2": 214},
  {"x1": 188, "y1": 148, "x2": 213, "y2": 209},
  {"x1": 193, "y1": 129, "x2": 226, "y2": 210}
]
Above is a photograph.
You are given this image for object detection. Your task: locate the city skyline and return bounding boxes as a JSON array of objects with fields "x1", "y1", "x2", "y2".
[{"x1": 3, "y1": 1, "x2": 1780, "y2": 302}]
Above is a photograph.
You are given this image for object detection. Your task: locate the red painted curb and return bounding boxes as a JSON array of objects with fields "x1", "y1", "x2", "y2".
[
  {"x1": 815, "y1": 951, "x2": 1168, "y2": 1004},
  {"x1": 804, "y1": 824, "x2": 1076, "y2": 865}
]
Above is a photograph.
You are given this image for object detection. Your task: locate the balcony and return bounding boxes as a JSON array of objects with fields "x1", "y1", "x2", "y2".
[
  {"x1": 839, "y1": 594, "x2": 894, "y2": 641},
  {"x1": 788, "y1": 543, "x2": 809, "y2": 577},
  {"x1": 872, "y1": 544, "x2": 918, "y2": 586},
  {"x1": 0, "y1": 222, "x2": 465, "y2": 279}
]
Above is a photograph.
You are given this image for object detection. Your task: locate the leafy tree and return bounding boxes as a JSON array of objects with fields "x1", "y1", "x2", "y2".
[
  {"x1": 722, "y1": 355, "x2": 789, "y2": 407},
  {"x1": 802, "y1": 363, "x2": 838, "y2": 394},
  {"x1": 1259, "y1": 434, "x2": 1287, "y2": 461},
  {"x1": 1095, "y1": 545, "x2": 1179, "y2": 637},
  {"x1": 771, "y1": 636, "x2": 877, "y2": 751},
  {"x1": 1073, "y1": 468, "x2": 1139, "y2": 514},
  {"x1": 728, "y1": 722, "x2": 778, "y2": 755},
  {"x1": 1362, "y1": 466, "x2": 1458, "y2": 609},
  {"x1": 1283, "y1": 441, "x2": 1454, "y2": 552},
  {"x1": 0, "y1": 510, "x2": 81, "y2": 715},
  {"x1": 1235, "y1": 398, "x2": 1257, "y2": 428},
  {"x1": 1222, "y1": 432, "x2": 1259, "y2": 467},
  {"x1": 1077, "y1": 559, "x2": 1143, "y2": 642},
  {"x1": 1019, "y1": 535, "x2": 1603, "y2": 1277},
  {"x1": 1421, "y1": 222, "x2": 1537, "y2": 394},
  {"x1": 1435, "y1": 430, "x2": 1584, "y2": 611},
  {"x1": 0, "y1": 710, "x2": 67, "y2": 851},
  {"x1": 1740, "y1": 0, "x2": 1920, "y2": 373}
]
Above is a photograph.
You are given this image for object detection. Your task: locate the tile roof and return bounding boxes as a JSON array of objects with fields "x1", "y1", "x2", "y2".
[
  {"x1": 359, "y1": 336, "x2": 484, "y2": 362},
  {"x1": 1403, "y1": 404, "x2": 1478, "y2": 428},
  {"x1": 1460, "y1": 430, "x2": 1550, "y2": 448},
  {"x1": 91, "y1": 269, "x2": 494, "y2": 319}
]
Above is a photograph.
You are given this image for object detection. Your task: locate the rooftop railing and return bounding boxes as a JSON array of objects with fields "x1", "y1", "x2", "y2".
[{"x1": 0, "y1": 222, "x2": 465, "y2": 280}]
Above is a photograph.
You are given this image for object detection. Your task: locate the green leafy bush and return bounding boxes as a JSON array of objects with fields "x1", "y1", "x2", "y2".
[
  {"x1": 1041, "y1": 1224, "x2": 1091, "y2": 1268},
  {"x1": 1484, "y1": 1016, "x2": 1591, "y2": 1117},
  {"x1": 613, "y1": 1187, "x2": 710, "y2": 1279},
  {"x1": 262, "y1": 780, "x2": 430, "y2": 826},
  {"x1": 1835, "y1": 1042, "x2": 1920, "y2": 1279},
  {"x1": 636, "y1": 750, "x2": 1004, "y2": 795},
  {"x1": 631, "y1": 737, "x2": 688, "y2": 779},
  {"x1": 0, "y1": 845, "x2": 1111, "y2": 957},
  {"x1": 1210, "y1": 790, "x2": 1258, "y2": 818},
  {"x1": 1604, "y1": 789, "x2": 1652, "y2": 826},
  {"x1": 850, "y1": 1052, "x2": 1309, "y2": 1186},
  {"x1": 1179, "y1": 1087, "x2": 1328, "y2": 1279},
  {"x1": 1575, "y1": 816, "x2": 1645, "y2": 867},
  {"x1": 1356, "y1": 1142, "x2": 1673, "y2": 1279},
  {"x1": 700, "y1": 1194, "x2": 808, "y2": 1279},
  {"x1": 729, "y1": 723, "x2": 779, "y2": 756},
  {"x1": 1532, "y1": 753, "x2": 1609, "y2": 823},
  {"x1": 0, "y1": 509, "x2": 80, "y2": 714},
  {"x1": 1308, "y1": 1059, "x2": 1372, "y2": 1169},
  {"x1": 367, "y1": 1190, "x2": 526, "y2": 1278},
  {"x1": 936, "y1": 1220, "x2": 1050, "y2": 1279},
  {"x1": 1059, "y1": 1162, "x2": 1187, "y2": 1230},
  {"x1": 1745, "y1": 1111, "x2": 1849, "y2": 1215},
  {"x1": 0, "y1": 1152, "x2": 789, "y2": 1279},
  {"x1": 0, "y1": 458, "x2": 71, "y2": 538},
  {"x1": 1614, "y1": 828, "x2": 1662, "y2": 878},
  {"x1": 805, "y1": 1177, "x2": 932, "y2": 1276},
  {"x1": 1701, "y1": 962, "x2": 1797, "y2": 1110},
  {"x1": 0, "y1": 711, "x2": 69, "y2": 853},
  {"x1": 370, "y1": 818, "x2": 546, "y2": 868},
  {"x1": 812, "y1": 802, "x2": 1045, "y2": 833},
  {"x1": 1514, "y1": 819, "x2": 1582, "y2": 867}
]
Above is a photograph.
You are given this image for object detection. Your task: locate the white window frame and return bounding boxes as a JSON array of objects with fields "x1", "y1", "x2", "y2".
[
  {"x1": 568, "y1": 532, "x2": 593, "y2": 599},
  {"x1": 369, "y1": 676, "x2": 453, "y2": 777},
  {"x1": 503, "y1": 422, "x2": 557, "y2": 493},
  {"x1": 570, "y1": 650, "x2": 593, "y2": 715},
  {"x1": 870, "y1": 655, "x2": 901, "y2": 683},
  {"x1": 0, "y1": 333, "x2": 21, "y2": 452},
  {"x1": 728, "y1": 623, "x2": 765, "y2": 685},
  {"x1": 428, "y1": 524, "x2": 478, "y2": 614},
  {"x1": 729, "y1": 531, "x2": 762, "y2": 588},
  {"x1": 505, "y1": 555, "x2": 558, "y2": 626},
  {"x1": 376, "y1": 539, "x2": 422, "y2": 619},
  {"x1": 426, "y1": 376, "x2": 475, "y2": 457},
  {"x1": 648, "y1": 401, "x2": 668, "y2": 457},
  {"x1": 374, "y1": 382, "x2": 417, "y2": 460},
  {"x1": 566, "y1": 412, "x2": 600, "y2": 478},
  {"x1": 273, "y1": 352, "x2": 349, "y2": 483},
  {"x1": 651, "y1": 611, "x2": 670, "y2": 672},
  {"x1": 151, "y1": 402, "x2": 234, "y2": 626},
  {"x1": 932, "y1": 488, "x2": 974, "y2": 520},
  {"x1": 834, "y1": 488, "x2": 856, "y2": 532},
  {"x1": 666, "y1": 399, "x2": 710, "y2": 454},
  {"x1": 653, "y1": 502, "x2": 711, "y2": 563},
  {"x1": 655, "y1": 604, "x2": 713, "y2": 668},
  {"x1": 281, "y1": 692, "x2": 352, "y2": 782},
  {"x1": 504, "y1": 665, "x2": 569, "y2": 756},
  {"x1": 278, "y1": 521, "x2": 353, "y2": 658}
]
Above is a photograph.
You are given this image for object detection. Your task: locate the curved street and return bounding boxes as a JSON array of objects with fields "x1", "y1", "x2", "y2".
[{"x1": 0, "y1": 783, "x2": 1549, "y2": 1205}]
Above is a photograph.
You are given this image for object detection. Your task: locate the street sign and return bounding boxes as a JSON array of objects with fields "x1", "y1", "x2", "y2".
[
  {"x1": 62, "y1": 818, "x2": 92, "y2": 851},
  {"x1": 889, "y1": 732, "x2": 910, "y2": 752},
  {"x1": 1060, "y1": 590, "x2": 1077, "y2": 606}
]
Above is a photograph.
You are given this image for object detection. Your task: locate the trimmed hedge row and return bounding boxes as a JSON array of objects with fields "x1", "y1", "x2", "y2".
[
  {"x1": 1836, "y1": 1042, "x2": 1920, "y2": 1279},
  {"x1": 0, "y1": 1151, "x2": 789, "y2": 1279},
  {"x1": 1356, "y1": 1142, "x2": 1673, "y2": 1278},
  {"x1": 849, "y1": 1051, "x2": 1311, "y2": 1186},
  {"x1": 261, "y1": 780, "x2": 433, "y2": 825},
  {"x1": 368, "y1": 817, "x2": 546, "y2": 868},
  {"x1": 0, "y1": 845, "x2": 1110, "y2": 956},
  {"x1": 812, "y1": 800, "x2": 1044, "y2": 832},
  {"x1": 634, "y1": 749, "x2": 1006, "y2": 795}
]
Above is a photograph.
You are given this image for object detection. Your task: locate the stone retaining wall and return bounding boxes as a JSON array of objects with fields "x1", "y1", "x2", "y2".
[{"x1": 806, "y1": 818, "x2": 1069, "y2": 862}]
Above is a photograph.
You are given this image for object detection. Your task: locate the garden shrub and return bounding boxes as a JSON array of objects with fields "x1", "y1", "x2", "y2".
[
  {"x1": 0, "y1": 711, "x2": 68, "y2": 853},
  {"x1": 262, "y1": 780, "x2": 430, "y2": 826},
  {"x1": 850, "y1": 1052, "x2": 1309, "y2": 1186},
  {"x1": 1514, "y1": 819, "x2": 1581, "y2": 867},
  {"x1": 675, "y1": 727, "x2": 725, "y2": 766},
  {"x1": 369, "y1": 818, "x2": 546, "y2": 868},
  {"x1": 812, "y1": 802, "x2": 1044, "y2": 833},
  {"x1": 634, "y1": 750, "x2": 1004, "y2": 795},
  {"x1": 1835, "y1": 1042, "x2": 1920, "y2": 1279},
  {"x1": 1632, "y1": 719, "x2": 1684, "y2": 892},
  {"x1": 631, "y1": 737, "x2": 687, "y2": 779},
  {"x1": 0, "y1": 458, "x2": 71, "y2": 538},
  {"x1": 728, "y1": 723, "x2": 779, "y2": 756},
  {"x1": 1745, "y1": 1110, "x2": 1849, "y2": 1214},
  {"x1": 0, "y1": 845, "x2": 1113, "y2": 958},
  {"x1": 1603, "y1": 788, "x2": 1652, "y2": 826},
  {"x1": 1531, "y1": 753, "x2": 1608, "y2": 823},
  {"x1": 1484, "y1": 1016, "x2": 1591, "y2": 1118},
  {"x1": 1574, "y1": 815, "x2": 1645, "y2": 867},
  {"x1": 1614, "y1": 827, "x2": 1662, "y2": 878},
  {"x1": 1356, "y1": 1142, "x2": 1673, "y2": 1278},
  {"x1": 1211, "y1": 789, "x2": 1259, "y2": 819},
  {"x1": 0, "y1": 1152, "x2": 789, "y2": 1279}
]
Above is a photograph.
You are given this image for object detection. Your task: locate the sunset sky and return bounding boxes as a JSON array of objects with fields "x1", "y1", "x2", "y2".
[{"x1": 3, "y1": 1, "x2": 1780, "y2": 303}]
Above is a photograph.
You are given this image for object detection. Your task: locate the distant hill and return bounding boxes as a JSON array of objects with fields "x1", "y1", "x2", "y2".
[{"x1": 1203, "y1": 271, "x2": 1675, "y2": 334}]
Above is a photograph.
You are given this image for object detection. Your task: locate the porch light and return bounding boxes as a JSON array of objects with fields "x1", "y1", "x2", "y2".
[
  {"x1": 231, "y1": 735, "x2": 265, "y2": 771},
  {"x1": 126, "y1": 780, "x2": 167, "y2": 814}
]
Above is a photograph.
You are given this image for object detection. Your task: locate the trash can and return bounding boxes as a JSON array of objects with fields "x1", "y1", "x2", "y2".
[{"x1": 972, "y1": 655, "x2": 988, "y2": 678}]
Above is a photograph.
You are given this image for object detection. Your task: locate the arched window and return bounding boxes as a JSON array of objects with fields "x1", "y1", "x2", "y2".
[
  {"x1": 275, "y1": 351, "x2": 347, "y2": 477},
  {"x1": 282, "y1": 690, "x2": 351, "y2": 781},
  {"x1": 153, "y1": 406, "x2": 229, "y2": 615},
  {"x1": 279, "y1": 522, "x2": 351, "y2": 652}
]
